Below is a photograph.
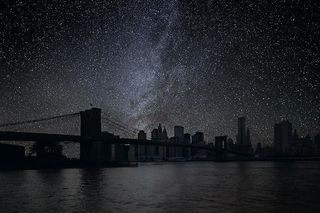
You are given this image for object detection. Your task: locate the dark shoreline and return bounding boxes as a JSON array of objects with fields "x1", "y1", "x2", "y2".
[
  {"x1": 2, "y1": 157, "x2": 320, "y2": 171},
  {"x1": 0, "y1": 158, "x2": 138, "y2": 171}
]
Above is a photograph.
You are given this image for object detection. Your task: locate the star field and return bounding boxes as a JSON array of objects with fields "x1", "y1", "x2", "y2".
[{"x1": 0, "y1": 0, "x2": 319, "y2": 145}]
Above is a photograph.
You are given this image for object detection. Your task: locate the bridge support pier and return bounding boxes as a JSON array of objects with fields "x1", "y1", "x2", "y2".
[{"x1": 80, "y1": 108, "x2": 102, "y2": 163}]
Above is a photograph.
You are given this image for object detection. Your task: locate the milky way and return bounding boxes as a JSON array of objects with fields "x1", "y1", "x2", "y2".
[{"x1": 1, "y1": 0, "x2": 319, "y2": 145}]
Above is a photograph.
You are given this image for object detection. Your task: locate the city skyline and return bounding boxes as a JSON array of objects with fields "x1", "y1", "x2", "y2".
[
  {"x1": 144, "y1": 117, "x2": 319, "y2": 147},
  {"x1": 1, "y1": 107, "x2": 320, "y2": 166}
]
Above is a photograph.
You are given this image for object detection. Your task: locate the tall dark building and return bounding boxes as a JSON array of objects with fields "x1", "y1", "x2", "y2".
[
  {"x1": 184, "y1": 133, "x2": 191, "y2": 144},
  {"x1": 151, "y1": 124, "x2": 166, "y2": 141},
  {"x1": 192, "y1": 132, "x2": 204, "y2": 144},
  {"x1": 226, "y1": 138, "x2": 234, "y2": 150},
  {"x1": 215, "y1": 136, "x2": 227, "y2": 149},
  {"x1": 162, "y1": 127, "x2": 168, "y2": 141},
  {"x1": 246, "y1": 128, "x2": 252, "y2": 146},
  {"x1": 237, "y1": 117, "x2": 246, "y2": 145},
  {"x1": 151, "y1": 129, "x2": 160, "y2": 141},
  {"x1": 274, "y1": 120, "x2": 292, "y2": 154},
  {"x1": 151, "y1": 124, "x2": 166, "y2": 156},
  {"x1": 291, "y1": 130, "x2": 314, "y2": 156},
  {"x1": 138, "y1": 130, "x2": 147, "y2": 140},
  {"x1": 183, "y1": 133, "x2": 191, "y2": 159},
  {"x1": 173, "y1": 126, "x2": 184, "y2": 158},
  {"x1": 191, "y1": 132, "x2": 205, "y2": 158},
  {"x1": 158, "y1": 123, "x2": 162, "y2": 136},
  {"x1": 235, "y1": 117, "x2": 253, "y2": 153},
  {"x1": 137, "y1": 130, "x2": 147, "y2": 160},
  {"x1": 174, "y1": 126, "x2": 184, "y2": 142}
]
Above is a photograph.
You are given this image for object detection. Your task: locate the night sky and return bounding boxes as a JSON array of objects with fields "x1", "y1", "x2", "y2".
[{"x1": 1, "y1": 0, "x2": 319, "y2": 145}]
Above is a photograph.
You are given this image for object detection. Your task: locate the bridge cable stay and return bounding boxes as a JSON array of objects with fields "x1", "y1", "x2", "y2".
[
  {"x1": 101, "y1": 117, "x2": 137, "y2": 137},
  {"x1": 101, "y1": 123, "x2": 136, "y2": 136},
  {"x1": 0, "y1": 112, "x2": 80, "y2": 128},
  {"x1": 102, "y1": 123, "x2": 136, "y2": 138},
  {"x1": 101, "y1": 114, "x2": 138, "y2": 133},
  {"x1": 101, "y1": 118, "x2": 136, "y2": 136},
  {"x1": 101, "y1": 118, "x2": 138, "y2": 135},
  {"x1": 102, "y1": 113, "x2": 139, "y2": 132}
]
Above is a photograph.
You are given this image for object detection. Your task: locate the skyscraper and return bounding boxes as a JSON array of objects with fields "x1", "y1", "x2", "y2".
[
  {"x1": 237, "y1": 117, "x2": 246, "y2": 145},
  {"x1": 191, "y1": 132, "x2": 205, "y2": 158},
  {"x1": 246, "y1": 128, "x2": 251, "y2": 146},
  {"x1": 138, "y1": 130, "x2": 147, "y2": 140},
  {"x1": 151, "y1": 124, "x2": 167, "y2": 141},
  {"x1": 274, "y1": 120, "x2": 293, "y2": 154},
  {"x1": 151, "y1": 129, "x2": 160, "y2": 141},
  {"x1": 192, "y1": 132, "x2": 204, "y2": 144},
  {"x1": 137, "y1": 130, "x2": 147, "y2": 160},
  {"x1": 151, "y1": 128, "x2": 159, "y2": 156},
  {"x1": 183, "y1": 133, "x2": 191, "y2": 158},
  {"x1": 184, "y1": 133, "x2": 191, "y2": 144},
  {"x1": 215, "y1": 136, "x2": 227, "y2": 149},
  {"x1": 174, "y1": 126, "x2": 184, "y2": 142},
  {"x1": 235, "y1": 117, "x2": 253, "y2": 154},
  {"x1": 158, "y1": 123, "x2": 162, "y2": 137},
  {"x1": 162, "y1": 127, "x2": 168, "y2": 141}
]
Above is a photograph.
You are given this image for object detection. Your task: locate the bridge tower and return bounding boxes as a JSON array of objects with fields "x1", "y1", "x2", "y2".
[
  {"x1": 80, "y1": 108, "x2": 101, "y2": 139},
  {"x1": 80, "y1": 108, "x2": 102, "y2": 162}
]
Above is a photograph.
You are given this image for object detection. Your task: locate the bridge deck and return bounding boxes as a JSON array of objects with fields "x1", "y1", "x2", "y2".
[{"x1": 0, "y1": 131, "x2": 254, "y2": 156}]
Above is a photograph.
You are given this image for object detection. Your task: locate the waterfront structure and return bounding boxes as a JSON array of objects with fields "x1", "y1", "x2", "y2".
[
  {"x1": 174, "y1": 126, "x2": 184, "y2": 142},
  {"x1": 255, "y1": 143, "x2": 262, "y2": 156},
  {"x1": 151, "y1": 128, "x2": 160, "y2": 141},
  {"x1": 291, "y1": 130, "x2": 314, "y2": 156},
  {"x1": 235, "y1": 117, "x2": 253, "y2": 154},
  {"x1": 11, "y1": 107, "x2": 320, "y2": 164},
  {"x1": 172, "y1": 126, "x2": 183, "y2": 157},
  {"x1": 137, "y1": 130, "x2": 147, "y2": 160},
  {"x1": 80, "y1": 108, "x2": 102, "y2": 162},
  {"x1": 162, "y1": 127, "x2": 168, "y2": 141},
  {"x1": 0, "y1": 143, "x2": 25, "y2": 162},
  {"x1": 215, "y1": 136, "x2": 227, "y2": 150},
  {"x1": 214, "y1": 136, "x2": 228, "y2": 160},
  {"x1": 192, "y1": 132, "x2": 206, "y2": 158},
  {"x1": 274, "y1": 120, "x2": 292, "y2": 155},
  {"x1": 151, "y1": 124, "x2": 167, "y2": 158},
  {"x1": 138, "y1": 130, "x2": 147, "y2": 140},
  {"x1": 183, "y1": 133, "x2": 191, "y2": 158},
  {"x1": 237, "y1": 117, "x2": 246, "y2": 145},
  {"x1": 192, "y1": 132, "x2": 204, "y2": 144}
]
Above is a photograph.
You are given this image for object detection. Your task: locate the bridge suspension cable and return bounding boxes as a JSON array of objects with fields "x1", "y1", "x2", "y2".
[
  {"x1": 102, "y1": 122, "x2": 136, "y2": 138},
  {"x1": 101, "y1": 116, "x2": 137, "y2": 137},
  {"x1": 101, "y1": 117, "x2": 136, "y2": 135},
  {"x1": 0, "y1": 112, "x2": 80, "y2": 128},
  {"x1": 102, "y1": 113, "x2": 139, "y2": 133}
]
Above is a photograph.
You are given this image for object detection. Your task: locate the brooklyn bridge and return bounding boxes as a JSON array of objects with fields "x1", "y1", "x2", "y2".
[{"x1": 0, "y1": 108, "x2": 254, "y2": 164}]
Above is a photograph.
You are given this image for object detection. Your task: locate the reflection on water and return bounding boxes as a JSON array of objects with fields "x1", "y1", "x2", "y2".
[{"x1": 1, "y1": 162, "x2": 320, "y2": 213}]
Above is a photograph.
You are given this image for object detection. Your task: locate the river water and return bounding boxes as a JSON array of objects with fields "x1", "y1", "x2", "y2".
[{"x1": 1, "y1": 161, "x2": 320, "y2": 213}]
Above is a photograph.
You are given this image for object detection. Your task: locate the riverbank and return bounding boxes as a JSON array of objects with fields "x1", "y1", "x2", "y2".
[{"x1": 2, "y1": 156, "x2": 320, "y2": 171}]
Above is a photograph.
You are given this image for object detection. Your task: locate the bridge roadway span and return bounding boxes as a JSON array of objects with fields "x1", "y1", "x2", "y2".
[{"x1": 0, "y1": 131, "x2": 253, "y2": 156}]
